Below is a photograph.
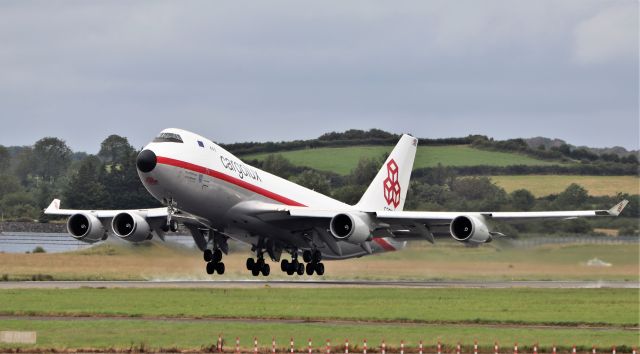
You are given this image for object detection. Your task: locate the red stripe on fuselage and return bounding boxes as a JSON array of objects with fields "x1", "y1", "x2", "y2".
[
  {"x1": 155, "y1": 156, "x2": 307, "y2": 207},
  {"x1": 373, "y1": 237, "x2": 396, "y2": 251}
]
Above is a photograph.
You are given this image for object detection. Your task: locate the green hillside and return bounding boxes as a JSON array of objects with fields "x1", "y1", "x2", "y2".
[{"x1": 242, "y1": 145, "x2": 562, "y2": 175}]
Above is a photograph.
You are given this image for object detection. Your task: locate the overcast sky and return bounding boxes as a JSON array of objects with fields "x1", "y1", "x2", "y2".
[{"x1": 0, "y1": 1, "x2": 638, "y2": 152}]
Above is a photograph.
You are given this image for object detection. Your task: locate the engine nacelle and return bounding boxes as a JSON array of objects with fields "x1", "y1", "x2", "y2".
[
  {"x1": 450, "y1": 215, "x2": 492, "y2": 243},
  {"x1": 67, "y1": 213, "x2": 106, "y2": 243},
  {"x1": 329, "y1": 213, "x2": 372, "y2": 244},
  {"x1": 111, "y1": 212, "x2": 152, "y2": 242}
]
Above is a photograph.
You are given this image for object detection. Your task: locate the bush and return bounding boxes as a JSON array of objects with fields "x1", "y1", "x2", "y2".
[{"x1": 32, "y1": 246, "x2": 46, "y2": 253}]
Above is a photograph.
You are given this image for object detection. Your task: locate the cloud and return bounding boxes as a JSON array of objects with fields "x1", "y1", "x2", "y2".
[{"x1": 573, "y1": 2, "x2": 639, "y2": 64}]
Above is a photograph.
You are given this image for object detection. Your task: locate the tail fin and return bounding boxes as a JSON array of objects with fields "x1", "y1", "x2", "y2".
[{"x1": 355, "y1": 134, "x2": 418, "y2": 211}]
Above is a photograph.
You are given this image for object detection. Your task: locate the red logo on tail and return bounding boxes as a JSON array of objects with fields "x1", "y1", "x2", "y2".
[{"x1": 383, "y1": 159, "x2": 401, "y2": 208}]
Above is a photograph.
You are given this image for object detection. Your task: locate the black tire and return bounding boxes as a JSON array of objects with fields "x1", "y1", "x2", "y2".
[
  {"x1": 262, "y1": 263, "x2": 270, "y2": 276},
  {"x1": 315, "y1": 262, "x2": 325, "y2": 276},
  {"x1": 251, "y1": 262, "x2": 260, "y2": 276},
  {"x1": 305, "y1": 262, "x2": 315, "y2": 275},
  {"x1": 302, "y1": 250, "x2": 312, "y2": 263},
  {"x1": 297, "y1": 263, "x2": 304, "y2": 275},
  {"x1": 203, "y1": 249, "x2": 213, "y2": 262},
  {"x1": 216, "y1": 262, "x2": 225, "y2": 275},
  {"x1": 312, "y1": 250, "x2": 322, "y2": 263},
  {"x1": 170, "y1": 220, "x2": 178, "y2": 232},
  {"x1": 206, "y1": 262, "x2": 216, "y2": 275},
  {"x1": 280, "y1": 259, "x2": 289, "y2": 272},
  {"x1": 246, "y1": 258, "x2": 255, "y2": 271},
  {"x1": 161, "y1": 224, "x2": 170, "y2": 232},
  {"x1": 286, "y1": 263, "x2": 295, "y2": 275},
  {"x1": 212, "y1": 249, "x2": 223, "y2": 263}
]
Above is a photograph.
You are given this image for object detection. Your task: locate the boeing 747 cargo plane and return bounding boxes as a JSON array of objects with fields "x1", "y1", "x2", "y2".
[{"x1": 45, "y1": 128, "x2": 628, "y2": 276}]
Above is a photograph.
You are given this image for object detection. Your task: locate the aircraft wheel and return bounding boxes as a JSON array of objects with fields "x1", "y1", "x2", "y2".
[
  {"x1": 169, "y1": 220, "x2": 178, "y2": 232},
  {"x1": 216, "y1": 262, "x2": 225, "y2": 275},
  {"x1": 203, "y1": 249, "x2": 213, "y2": 262},
  {"x1": 161, "y1": 224, "x2": 170, "y2": 232},
  {"x1": 296, "y1": 263, "x2": 304, "y2": 275},
  {"x1": 315, "y1": 262, "x2": 325, "y2": 276},
  {"x1": 302, "y1": 250, "x2": 312, "y2": 263},
  {"x1": 206, "y1": 261, "x2": 216, "y2": 275},
  {"x1": 251, "y1": 265, "x2": 260, "y2": 276},
  {"x1": 305, "y1": 262, "x2": 315, "y2": 275},
  {"x1": 246, "y1": 258, "x2": 255, "y2": 271},
  {"x1": 261, "y1": 263, "x2": 270, "y2": 276},
  {"x1": 212, "y1": 249, "x2": 223, "y2": 263},
  {"x1": 280, "y1": 259, "x2": 289, "y2": 272},
  {"x1": 286, "y1": 262, "x2": 295, "y2": 275},
  {"x1": 312, "y1": 250, "x2": 322, "y2": 263}
]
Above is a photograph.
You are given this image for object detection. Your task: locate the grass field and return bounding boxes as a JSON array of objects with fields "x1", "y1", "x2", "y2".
[
  {"x1": 0, "y1": 288, "x2": 637, "y2": 350},
  {"x1": 490, "y1": 175, "x2": 640, "y2": 197},
  {"x1": 0, "y1": 318, "x2": 637, "y2": 351},
  {"x1": 0, "y1": 241, "x2": 638, "y2": 281},
  {"x1": 242, "y1": 146, "x2": 561, "y2": 175}
]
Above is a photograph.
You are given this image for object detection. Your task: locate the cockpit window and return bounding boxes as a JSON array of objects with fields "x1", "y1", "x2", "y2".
[{"x1": 153, "y1": 132, "x2": 183, "y2": 143}]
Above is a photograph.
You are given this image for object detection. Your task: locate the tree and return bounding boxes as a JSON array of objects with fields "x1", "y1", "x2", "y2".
[
  {"x1": 510, "y1": 189, "x2": 535, "y2": 211},
  {"x1": 98, "y1": 135, "x2": 135, "y2": 164},
  {"x1": 349, "y1": 157, "x2": 380, "y2": 186},
  {"x1": 0, "y1": 145, "x2": 9, "y2": 171},
  {"x1": 290, "y1": 170, "x2": 330, "y2": 195},
  {"x1": 554, "y1": 183, "x2": 588, "y2": 210},
  {"x1": 100, "y1": 150, "x2": 159, "y2": 209},
  {"x1": 261, "y1": 154, "x2": 296, "y2": 179},
  {"x1": 64, "y1": 155, "x2": 107, "y2": 209},
  {"x1": 31, "y1": 137, "x2": 72, "y2": 181}
]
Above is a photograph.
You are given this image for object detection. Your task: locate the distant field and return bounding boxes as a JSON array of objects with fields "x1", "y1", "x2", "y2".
[
  {"x1": 242, "y1": 146, "x2": 561, "y2": 175},
  {"x1": 491, "y1": 175, "x2": 640, "y2": 197},
  {"x1": 0, "y1": 241, "x2": 637, "y2": 281}
]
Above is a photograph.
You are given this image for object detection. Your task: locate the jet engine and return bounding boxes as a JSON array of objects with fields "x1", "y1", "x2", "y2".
[
  {"x1": 449, "y1": 215, "x2": 492, "y2": 243},
  {"x1": 66, "y1": 213, "x2": 106, "y2": 243},
  {"x1": 329, "y1": 213, "x2": 372, "y2": 244},
  {"x1": 111, "y1": 212, "x2": 152, "y2": 242}
]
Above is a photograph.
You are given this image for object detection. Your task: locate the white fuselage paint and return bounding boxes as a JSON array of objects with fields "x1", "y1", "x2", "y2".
[{"x1": 138, "y1": 128, "x2": 405, "y2": 259}]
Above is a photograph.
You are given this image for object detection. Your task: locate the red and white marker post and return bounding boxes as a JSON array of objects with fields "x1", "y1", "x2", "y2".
[
  {"x1": 254, "y1": 337, "x2": 258, "y2": 354},
  {"x1": 552, "y1": 345, "x2": 557, "y2": 354},
  {"x1": 632, "y1": 347, "x2": 637, "y2": 354},
  {"x1": 494, "y1": 342, "x2": 499, "y2": 354},
  {"x1": 290, "y1": 338, "x2": 295, "y2": 354},
  {"x1": 456, "y1": 342, "x2": 461, "y2": 354},
  {"x1": 533, "y1": 343, "x2": 538, "y2": 354},
  {"x1": 401, "y1": 340, "x2": 405, "y2": 354},
  {"x1": 345, "y1": 339, "x2": 349, "y2": 354},
  {"x1": 572, "y1": 345, "x2": 577, "y2": 354},
  {"x1": 437, "y1": 341, "x2": 442, "y2": 354},
  {"x1": 514, "y1": 343, "x2": 518, "y2": 354},
  {"x1": 308, "y1": 339, "x2": 312, "y2": 354},
  {"x1": 381, "y1": 340, "x2": 386, "y2": 354},
  {"x1": 326, "y1": 339, "x2": 331, "y2": 354},
  {"x1": 236, "y1": 337, "x2": 240, "y2": 354},
  {"x1": 474, "y1": 341, "x2": 478, "y2": 354},
  {"x1": 592, "y1": 346, "x2": 597, "y2": 354},
  {"x1": 272, "y1": 337, "x2": 276, "y2": 354},
  {"x1": 218, "y1": 333, "x2": 223, "y2": 353},
  {"x1": 419, "y1": 340, "x2": 423, "y2": 354},
  {"x1": 612, "y1": 346, "x2": 616, "y2": 354},
  {"x1": 363, "y1": 339, "x2": 367, "y2": 354}
]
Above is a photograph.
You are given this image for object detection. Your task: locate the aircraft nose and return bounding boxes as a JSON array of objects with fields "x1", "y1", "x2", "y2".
[{"x1": 136, "y1": 149, "x2": 157, "y2": 173}]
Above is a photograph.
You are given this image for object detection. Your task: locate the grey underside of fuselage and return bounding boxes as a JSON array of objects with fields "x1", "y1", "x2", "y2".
[{"x1": 141, "y1": 164, "x2": 394, "y2": 260}]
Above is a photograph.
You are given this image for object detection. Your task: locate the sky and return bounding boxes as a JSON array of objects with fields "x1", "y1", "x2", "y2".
[{"x1": 0, "y1": 0, "x2": 638, "y2": 153}]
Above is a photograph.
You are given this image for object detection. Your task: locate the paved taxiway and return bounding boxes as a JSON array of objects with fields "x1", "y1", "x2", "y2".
[{"x1": 0, "y1": 280, "x2": 637, "y2": 289}]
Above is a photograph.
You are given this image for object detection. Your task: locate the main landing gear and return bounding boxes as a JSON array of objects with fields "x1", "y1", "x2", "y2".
[
  {"x1": 204, "y1": 248, "x2": 225, "y2": 275},
  {"x1": 246, "y1": 253, "x2": 270, "y2": 277},
  {"x1": 302, "y1": 249, "x2": 325, "y2": 276},
  {"x1": 280, "y1": 249, "x2": 325, "y2": 276}
]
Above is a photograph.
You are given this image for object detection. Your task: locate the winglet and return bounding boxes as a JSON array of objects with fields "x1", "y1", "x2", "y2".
[
  {"x1": 608, "y1": 200, "x2": 629, "y2": 216},
  {"x1": 44, "y1": 199, "x2": 61, "y2": 214}
]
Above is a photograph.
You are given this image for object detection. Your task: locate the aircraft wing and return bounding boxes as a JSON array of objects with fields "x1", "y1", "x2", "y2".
[
  {"x1": 247, "y1": 199, "x2": 629, "y2": 243},
  {"x1": 44, "y1": 199, "x2": 169, "y2": 218}
]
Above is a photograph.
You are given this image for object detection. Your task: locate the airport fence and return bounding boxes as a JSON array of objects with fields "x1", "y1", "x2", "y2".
[{"x1": 209, "y1": 336, "x2": 637, "y2": 354}]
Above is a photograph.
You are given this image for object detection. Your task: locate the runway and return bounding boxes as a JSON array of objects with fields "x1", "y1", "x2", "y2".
[{"x1": 0, "y1": 279, "x2": 637, "y2": 289}]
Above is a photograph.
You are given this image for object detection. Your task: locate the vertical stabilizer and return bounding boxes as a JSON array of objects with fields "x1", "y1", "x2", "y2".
[{"x1": 355, "y1": 134, "x2": 418, "y2": 211}]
